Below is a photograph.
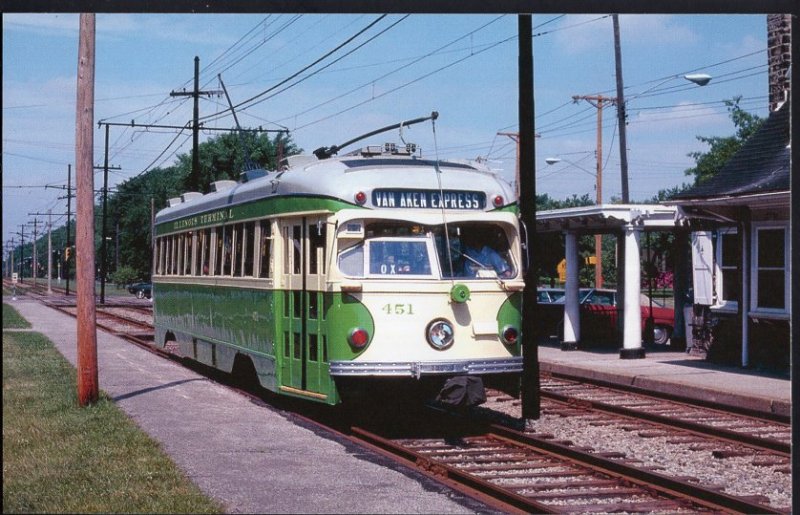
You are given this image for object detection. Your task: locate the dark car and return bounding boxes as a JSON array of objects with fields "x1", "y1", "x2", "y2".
[
  {"x1": 537, "y1": 288, "x2": 565, "y2": 303},
  {"x1": 127, "y1": 282, "x2": 152, "y2": 299},
  {"x1": 539, "y1": 287, "x2": 675, "y2": 345}
]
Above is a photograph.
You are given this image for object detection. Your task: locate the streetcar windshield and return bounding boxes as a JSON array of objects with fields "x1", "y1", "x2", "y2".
[
  {"x1": 432, "y1": 223, "x2": 516, "y2": 279},
  {"x1": 337, "y1": 221, "x2": 516, "y2": 280}
]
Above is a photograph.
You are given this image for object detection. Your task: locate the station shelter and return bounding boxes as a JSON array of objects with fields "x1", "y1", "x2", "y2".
[{"x1": 535, "y1": 204, "x2": 685, "y2": 359}]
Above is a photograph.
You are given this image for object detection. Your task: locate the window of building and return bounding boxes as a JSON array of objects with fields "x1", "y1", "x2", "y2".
[
  {"x1": 715, "y1": 229, "x2": 739, "y2": 309},
  {"x1": 752, "y1": 224, "x2": 788, "y2": 313}
]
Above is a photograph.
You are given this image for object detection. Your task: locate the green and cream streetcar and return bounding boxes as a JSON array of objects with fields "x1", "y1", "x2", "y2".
[{"x1": 153, "y1": 114, "x2": 523, "y2": 405}]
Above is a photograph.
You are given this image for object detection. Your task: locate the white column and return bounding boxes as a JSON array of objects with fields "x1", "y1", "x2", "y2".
[
  {"x1": 621, "y1": 223, "x2": 645, "y2": 358},
  {"x1": 740, "y1": 221, "x2": 750, "y2": 367},
  {"x1": 562, "y1": 231, "x2": 580, "y2": 350}
]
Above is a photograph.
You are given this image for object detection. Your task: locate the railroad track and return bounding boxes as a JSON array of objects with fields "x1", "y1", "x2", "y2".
[
  {"x1": 9, "y1": 285, "x2": 790, "y2": 513},
  {"x1": 348, "y1": 409, "x2": 781, "y2": 514},
  {"x1": 538, "y1": 373, "x2": 791, "y2": 452}
]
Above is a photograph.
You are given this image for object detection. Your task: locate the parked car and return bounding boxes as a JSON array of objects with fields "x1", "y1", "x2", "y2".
[
  {"x1": 540, "y1": 287, "x2": 675, "y2": 345},
  {"x1": 537, "y1": 288, "x2": 565, "y2": 303},
  {"x1": 127, "y1": 282, "x2": 152, "y2": 299}
]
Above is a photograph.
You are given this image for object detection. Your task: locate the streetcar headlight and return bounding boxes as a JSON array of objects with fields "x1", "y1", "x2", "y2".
[
  {"x1": 426, "y1": 319, "x2": 454, "y2": 350},
  {"x1": 501, "y1": 325, "x2": 519, "y2": 346},
  {"x1": 348, "y1": 327, "x2": 369, "y2": 349}
]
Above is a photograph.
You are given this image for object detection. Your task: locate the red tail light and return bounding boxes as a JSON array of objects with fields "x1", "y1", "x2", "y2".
[
  {"x1": 493, "y1": 195, "x2": 504, "y2": 207},
  {"x1": 501, "y1": 325, "x2": 519, "y2": 345},
  {"x1": 348, "y1": 328, "x2": 369, "y2": 348},
  {"x1": 354, "y1": 191, "x2": 367, "y2": 205}
]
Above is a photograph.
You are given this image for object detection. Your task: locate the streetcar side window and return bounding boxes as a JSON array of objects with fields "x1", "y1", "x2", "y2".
[
  {"x1": 231, "y1": 223, "x2": 242, "y2": 277},
  {"x1": 213, "y1": 226, "x2": 223, "y2": 275},
  {"x1": 309, "y1": 221, "x2": 327, "y2": 275},
  {"x1": 259, "y1": 220, "x2": 271, "y2": 278},
  {"x1": 201, "y1": 228, "x2": 211, "y2": 276},
  {"x1": 243, "y1": 221, "x2": 255, "y2": 277}
]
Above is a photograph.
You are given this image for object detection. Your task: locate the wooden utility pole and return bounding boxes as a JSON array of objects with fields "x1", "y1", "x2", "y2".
[
  {"x1": 573, "y1": 94, "x2": 616, "y2": 289},
  {"x1": 31, "y1": 218, "x2": 39, "y2": 287},
  {"x1": 170, "y1": 57, "x2": 222, "y2": 191},
  {"x1": 497, "y1": 131, "x2": 540, "y2": 200},
  {"x1": 518, "y1": 14, "x2": 540, "y2": 421},
  {"x1": 76, "y1": 13, "x2": 98, "y2": 406}
]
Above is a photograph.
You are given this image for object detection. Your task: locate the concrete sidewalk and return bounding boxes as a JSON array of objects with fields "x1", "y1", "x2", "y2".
[{"x1": 8, "y1": 298, "x2": 485, "y2": 514}]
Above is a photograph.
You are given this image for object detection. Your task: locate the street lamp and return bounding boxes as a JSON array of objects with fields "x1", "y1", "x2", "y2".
[{"x1": 546, "y1": 156, "x2": 604, "y2": 288}]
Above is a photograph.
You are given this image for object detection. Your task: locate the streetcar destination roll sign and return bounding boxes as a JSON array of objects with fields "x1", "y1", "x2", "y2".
[{"x1": 372, "y1": 189, "x2": 486, "y2": 210}]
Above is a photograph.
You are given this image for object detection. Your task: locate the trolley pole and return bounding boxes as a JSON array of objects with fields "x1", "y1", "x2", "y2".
[
  {"x1": 76, "y1": 13, "x2": 99, "y2": 406},
  {"x1": 518, "y1": 14, "x2": 540, "y2": 421}
]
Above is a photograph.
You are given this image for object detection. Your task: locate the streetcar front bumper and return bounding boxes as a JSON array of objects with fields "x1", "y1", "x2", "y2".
[{"x1": 329, "y1": 357, "x2": 523, "y2": 378}]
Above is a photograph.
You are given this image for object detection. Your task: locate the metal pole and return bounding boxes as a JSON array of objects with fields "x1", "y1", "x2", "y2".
[
  {"x1": 66, "y1": 164, "x2": 72, "y2": 296},
  {"x1": 613, "y1": 14, "x2": 630, "y2": 204},
  {"x1": 101, "y1": 123, "x2": 109, "y2": 304},
  {"x1": 518, "y1": 14, "x2": 540, "y2": 421},
  {"x1": 76, "y1": 13, "x2": 98, "y2": 406},
  {"x1": 31, "y1": 218, "x2": 39, "y2": 288},
  {"x1": 47, "y1": 210, "x2": 53, "y2": 294}
]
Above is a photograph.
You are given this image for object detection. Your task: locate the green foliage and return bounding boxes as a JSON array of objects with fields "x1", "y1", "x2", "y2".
[
  {"x1": 684, "y1": 96, "x2": 764, "y2": 185},
  {"x1": 109, "y1": 265, "x2": 140, "y2": 287},
  {"x1": 3, "y1": 331, "x2": 222, "y2": 513}
]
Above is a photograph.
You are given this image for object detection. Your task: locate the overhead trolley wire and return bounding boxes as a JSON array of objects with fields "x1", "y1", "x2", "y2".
[{"x1": 201, "y1": 14, "x2": 390, "y2": 122}]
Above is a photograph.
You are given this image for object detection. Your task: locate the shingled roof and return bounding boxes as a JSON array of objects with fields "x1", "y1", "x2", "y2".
[{"x1": 674, "y1": 99, "x2": 790, "y2": 200}]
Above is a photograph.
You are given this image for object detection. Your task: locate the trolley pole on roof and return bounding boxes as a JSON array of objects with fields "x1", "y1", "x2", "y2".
[
  {"x1": 76, "y1": 13, "x2": 99, "y2": 406},
  {"x1": 518, "y1": 14, "x2": 540, "y2": 421}
]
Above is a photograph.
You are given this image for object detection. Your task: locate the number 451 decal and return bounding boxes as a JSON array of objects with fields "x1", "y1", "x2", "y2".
[{"x1": 382, "y1": 303, "x2": 415, "y2": 315}]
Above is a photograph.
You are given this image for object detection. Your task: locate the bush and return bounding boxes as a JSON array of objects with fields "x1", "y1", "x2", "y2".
[{"x1": 110, "y1": 266, "x2": 140, "y2": 288}]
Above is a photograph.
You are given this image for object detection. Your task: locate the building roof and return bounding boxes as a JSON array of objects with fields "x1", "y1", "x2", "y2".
[{"x1": 674, "y1": 100, "x2": 790, "y2": 200}]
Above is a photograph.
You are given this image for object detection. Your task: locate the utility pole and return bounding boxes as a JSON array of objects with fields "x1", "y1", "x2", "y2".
[
  {"x1": 30, "y1": 219, "x2": 40, "y2": 287},
  {"x1": 573, "y1": 94, "x2": 615, "y2": 289},
  {"x1": 66, "y1": 164, "x2": 73, "y2": 296},
  {"x1": 47, "y1": 211, "x2": 53, "y2": 294},
  {"x1": 612, "y1": 14, "x2": 630, "y2": 204},
  {"x1": 497, "y1": 131, "x2": 540, "y2": 200},
  {"x1": 518, "y1": 14, "x2": 540, "y2": 422},
  {"x1": 76, "y1": 12, "x2": 98, "y2": 406},
  {"x1": 17, "y1": 224, "x2": 25, "y2": 283},
  {"x1": 170, "y1": 57, "x2": 222, "y2": 191},
  {"x1": 96, "y1": 122, "x2": 122, "y2": 305}
]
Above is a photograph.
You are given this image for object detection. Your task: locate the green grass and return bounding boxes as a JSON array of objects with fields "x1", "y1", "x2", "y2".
[
  {"x1": 2, "y1": 330, "x2": 223, "y2": 513},
  {"x1": 3, "y1": 302, "x2": 31, "y2": 329}
]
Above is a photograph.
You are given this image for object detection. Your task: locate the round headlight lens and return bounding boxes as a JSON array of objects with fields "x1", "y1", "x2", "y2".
[{"x1": 426, "y1": 319, "x2": 455, "y2": 350}]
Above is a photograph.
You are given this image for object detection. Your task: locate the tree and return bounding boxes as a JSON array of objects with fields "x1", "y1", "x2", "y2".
[{"x1": 684, "y1": 96, "x2": 763, "y2": 185}]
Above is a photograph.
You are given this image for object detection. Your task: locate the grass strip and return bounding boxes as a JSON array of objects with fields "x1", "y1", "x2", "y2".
[
  {"x1": 2, "y1": 329, "x2": 224, "y2": 513},
  {"x1": 3, "y1": 302, "x2": 31, "y2": 329}
]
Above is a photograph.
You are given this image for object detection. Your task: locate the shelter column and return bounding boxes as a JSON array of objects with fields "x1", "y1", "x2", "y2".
[
  {"x1": 562, "y1": 231, "x2": 580, "y2": 350},
  {"x1": 620, "y1": 223, "x2": 645, "y2": 359}
]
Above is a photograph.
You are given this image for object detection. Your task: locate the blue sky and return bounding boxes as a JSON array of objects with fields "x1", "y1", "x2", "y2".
[{"x1": 3, "y1": 13, "x2": 771, "y2": 246}]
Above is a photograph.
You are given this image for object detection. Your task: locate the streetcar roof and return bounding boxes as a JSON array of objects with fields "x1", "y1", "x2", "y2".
[{"x1": 155, "y1": 151, "x2": 515, "y2": 225}]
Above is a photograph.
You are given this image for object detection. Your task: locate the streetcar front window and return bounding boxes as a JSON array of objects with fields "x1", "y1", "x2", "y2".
[
  {"x1": 336, "y1": 220, "x2": 515, "y2": 280},
  {"x1": 337, "y1": 238, "x2": 433, "y2": 278},
  {"x1": 434, "y1": 223, "x2": 516, "y2": 279}
]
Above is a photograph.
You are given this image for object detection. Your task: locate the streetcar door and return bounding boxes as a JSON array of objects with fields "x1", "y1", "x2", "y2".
[
  {"x1": 278, "y1": 216, "x2": 331, "y2": 400},
  {"x1": 279, "y1": 219, "x2": 305, "y2": 391}
]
